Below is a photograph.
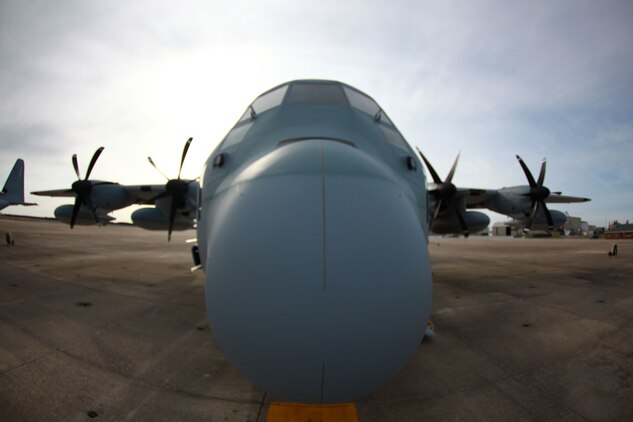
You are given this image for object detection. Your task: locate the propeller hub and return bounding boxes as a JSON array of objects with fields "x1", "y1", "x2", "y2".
[
  {"x1": 166, "y1": 179, "x2": 189, "y2": 196},
  {"x1": 435, "y1": 183, "x2": 457, "y2": 200},
  {"x1": 71, "y1": 180, "x2": 93, "y2": 197},
  {"x1": 530, "y1": 185, "x2": 550, "y2": 201}
]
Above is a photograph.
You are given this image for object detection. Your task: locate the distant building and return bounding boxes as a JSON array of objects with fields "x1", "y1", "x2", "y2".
[
  {"x1": 606, "y1": 220, "x2": 633, "y2": 240},
  {"x1": 491, "y1": 221, "x2": 514, "y2": 237},
  {"x1": 491, "y1": 215, "x2": 590, "y2": 237},
  {"x1": 581, "y1": 221, "x2": 589, "y2": 233},
  {"x1": 564, "y1": 216, "x2": 581, "y2": 235},
  {"x1": 561, "y1": 216, "x2": 591, "y2": 236}
]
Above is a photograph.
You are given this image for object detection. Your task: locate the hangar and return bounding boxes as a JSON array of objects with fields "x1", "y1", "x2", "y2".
[{"x1": 605, "y1": 221, "x2": 633, "y2": 240}]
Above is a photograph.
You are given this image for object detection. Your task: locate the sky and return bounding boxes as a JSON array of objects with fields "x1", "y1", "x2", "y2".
[{"x1": 1, "y1": 0, "x2": 632, "y2": 227}]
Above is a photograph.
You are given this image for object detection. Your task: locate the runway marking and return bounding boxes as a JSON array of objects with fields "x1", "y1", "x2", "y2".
[{"x1": 267, "y1": 402, "x2": 358, "y2": 422}]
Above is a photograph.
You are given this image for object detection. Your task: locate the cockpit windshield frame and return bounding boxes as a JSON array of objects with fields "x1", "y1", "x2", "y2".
[{"x1": 236, "y1": 80, "x2": 396, "y2": 128}]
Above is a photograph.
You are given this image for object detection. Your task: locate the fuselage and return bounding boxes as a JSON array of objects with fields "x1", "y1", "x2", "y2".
[{"x1": 197, "y1": 80, "x2": 433, "y2": 403}]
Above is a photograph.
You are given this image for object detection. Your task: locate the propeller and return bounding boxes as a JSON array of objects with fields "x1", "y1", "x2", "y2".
[
  {"x1": 416, "y1": 148, "x2": 469, "y2": 237},
  {"x1": 68, "y1": 147, "x2": 105, "y2": 229},
  {"x1": 515, "y1": 155, "x2": 554, "y2": 230},
  {"x1": 147, "y1": 137, "x2": 196, "y2": 241}
]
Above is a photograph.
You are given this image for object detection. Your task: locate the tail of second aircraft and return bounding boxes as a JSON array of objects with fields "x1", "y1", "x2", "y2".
[
  {"x1": 1, "y1": 159, "x2": 36, "y2": 211},
  {"x1": 2, "y1": 159, "x2": 26, "y2": 203}
]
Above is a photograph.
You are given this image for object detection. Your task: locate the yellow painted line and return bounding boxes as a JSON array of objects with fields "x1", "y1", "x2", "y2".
[{"x1": 267, "y1": 402, "x2": 358, "y2": 422}]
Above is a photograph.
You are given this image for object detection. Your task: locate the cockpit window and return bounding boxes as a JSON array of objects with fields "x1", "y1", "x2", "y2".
[
  {"x1": 380, "y1": 125, "x2": 410, "y2": 152},
  {"x1": 375, "y1": 109, "x2": 393, "y2": 125},
  {"x1": 344, "y1": 86, "x2": 379, "y2": 116},
  {"x1": 287, "y1": 82, "x2": 346, "y2": 104},
  {"x1": 252, "y1": 85, "x2": 288, "y2": 114},
  {"x1": 238, "y1": 85, "x2": 288, "y2": 123},
  {"x1": 237, "y1": 107, "x2": 254, "y2": 124},
  {"x1": 344, "y1": 86, "x2": 393, "y2": 125}
]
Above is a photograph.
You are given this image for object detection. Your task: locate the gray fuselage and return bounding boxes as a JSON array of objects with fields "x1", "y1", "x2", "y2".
[{"x1": 197, "y1": 80, "x2": 433, "y2": 403}]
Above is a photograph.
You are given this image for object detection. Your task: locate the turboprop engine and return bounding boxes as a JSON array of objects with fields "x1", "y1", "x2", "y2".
[
  {"x1": 131, "y1": 207, "x2": 193, "y2": 231},
  {"x1": 54, "y1": 204, "x2": 114, "y2": 225},
  {"x1": 431, "y1": 211, "x2": 490, "y2": 235}
]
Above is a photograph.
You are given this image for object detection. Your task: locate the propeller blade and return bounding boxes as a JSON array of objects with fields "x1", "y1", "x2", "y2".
[
  {"x1": 537, "y1": 158, "x2": 546, "y2": 187},
  {"x1": 70, "y1": 196, "x2": 82, "y2": 229},
  {"x1": 72, "y1": 154, "x2": 81, "y2": 180},
  {"x1": 177, "y1": 137, "x2": 193, "y2": 180},
  {"x1": 541, "y1": 200, "x2": 554, "y2": 228},
  {"x1": 445, "y1": 152, "x2": 461, "y2": 184},
  {"x1": 516, "y1": 155, "x2": 537, "y2": 187},
  {"x1": 85, "y1": 147, "x2": 104, "y2": 180},
  {"x1": 147, "y1": 157, "x2": 170, "y2": 181},
  {"x1": 430, "y1": 199, "x2": 443, "y2": 230},
  {"x1": 454, "y1": 204, "x2": 469, "y2": 238},
  {"x1": 147, "y1": 190, "x2": 172, "y2": 204},
  {"x1": 416, "y1": 147, "x2": 442, "y2": 184},
  {"x1": 167, "y1": 196, "x2": 180, "y2": 242},
  {"x1": 75, "y1": 189, "x2": 99, "y2": 224},
  {"x1": 84, "y1": 196, "x2": 100, "y2": 224},
  {"x1": 526, "y1": 200, "x2": 540, "y2": 230}
]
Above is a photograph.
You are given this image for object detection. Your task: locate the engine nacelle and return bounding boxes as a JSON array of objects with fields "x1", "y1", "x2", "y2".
[
  {"x1": 131, "y1": 207, "x2": 193, "y2": 231},
  {"x1": 431, "y1": 211, "x2": 490, "y2": 235},
  {"x1": 516, "y1": 209, "x2": 567, "y2": 230},
  {"x1": 54, "y1": 204, "x2": 114, "y2": 225},
  {"x1": 91, "y1": 184, "x2": 133, "y2": 211}
]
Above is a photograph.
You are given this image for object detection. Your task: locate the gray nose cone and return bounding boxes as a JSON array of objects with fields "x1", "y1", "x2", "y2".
[{"x1": 204, "y1": 140, "x2": 432, "y2": 403}]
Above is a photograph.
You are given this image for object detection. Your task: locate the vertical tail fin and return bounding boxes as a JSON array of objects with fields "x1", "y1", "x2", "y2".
[{"x1": 2, "y1": 159, "x2": 26, "y2": 203}]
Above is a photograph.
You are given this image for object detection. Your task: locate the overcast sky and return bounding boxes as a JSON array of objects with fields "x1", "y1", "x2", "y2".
[{"x1": 1, "y1": 0, "x2": 632, "y2": 227}]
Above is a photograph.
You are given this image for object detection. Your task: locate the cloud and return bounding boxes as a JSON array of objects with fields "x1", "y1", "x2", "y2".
[
  {"x1": 0, "y1": 123, "x2": 61, "y2": 160},
  {"x1": 1, "y1": 0, "x2": 631, "y2": 226}
]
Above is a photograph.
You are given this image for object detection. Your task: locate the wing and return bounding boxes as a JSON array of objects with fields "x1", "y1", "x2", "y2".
[
  {"x1": 545, "y1": 194, "x2": 591, "y2": 204},
  {"x1": 121, "y1": 184, "x2": 168, "y2": 204},
  {"x1": 463, "y1": 188, "x2": 499, "y2": 208},
  {"x1": 33, "y1": 184, "x2": 168, "y2": 204},
  {"x1": 31, "y1": 188, "x2": 75, "y2": 198}
]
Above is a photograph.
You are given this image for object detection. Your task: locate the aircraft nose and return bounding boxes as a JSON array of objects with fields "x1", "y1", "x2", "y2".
[{"x1": 203, "y1": 140, "x2": 432, "y2": 403}]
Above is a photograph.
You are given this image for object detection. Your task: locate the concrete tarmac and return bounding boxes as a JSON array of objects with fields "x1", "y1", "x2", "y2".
[{"x1": 1, "y1": 216, "x2": 632, "y2": 421}]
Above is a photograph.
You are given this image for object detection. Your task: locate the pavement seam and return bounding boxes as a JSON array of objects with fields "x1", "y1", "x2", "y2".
[{"x1": 255, "y1": 392, "x2": 268, "y2": 422}]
